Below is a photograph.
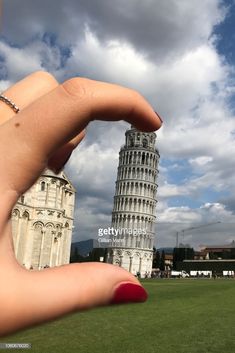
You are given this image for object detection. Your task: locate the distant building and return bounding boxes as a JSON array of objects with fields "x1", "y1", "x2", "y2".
[
  {"x1": 12, "y1": 169, "x2": 75, "y2": 270},
  {"x1": 199, "y1": 241, "x2": 235, "y2": 259},
  {"x1": 164, "y1": 254, "x2": 173, "y2": 270},
  {"x1": 177, "y1": 260, "x2": 235, "y2": 276},
  {"x1": 174, "y1": 241, "x2": 235, "y2": 275}
]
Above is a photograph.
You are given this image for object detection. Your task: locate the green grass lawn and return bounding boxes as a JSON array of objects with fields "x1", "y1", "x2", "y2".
[{"x1": 1, "y1": 279, "x2": 235, "y2": 353}]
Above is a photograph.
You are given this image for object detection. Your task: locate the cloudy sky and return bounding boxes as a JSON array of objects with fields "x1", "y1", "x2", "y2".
[{"x1": 1, "y1": 0, "x2": 235, "y2": 248}]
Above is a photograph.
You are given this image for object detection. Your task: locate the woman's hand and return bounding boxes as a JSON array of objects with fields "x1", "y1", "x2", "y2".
[{"x1": 0, "y1": 71, "x2": 162, "y2": 337}]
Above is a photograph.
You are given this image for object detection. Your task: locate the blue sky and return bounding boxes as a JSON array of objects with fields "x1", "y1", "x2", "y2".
[
  {"x1": 1, "y1": 0, "x2": 235, "y2": 248},
  {"x1": 214, "y1": 0, "x2": 235, "y2": 64}
]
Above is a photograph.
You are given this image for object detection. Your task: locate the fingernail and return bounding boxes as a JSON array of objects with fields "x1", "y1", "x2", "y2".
[
  {"x1": 111, "y1": 282, "x2": 148, "y2": 305},
  {"x1": 155, "y1": 111, "x2": 163, "y2": 124}
]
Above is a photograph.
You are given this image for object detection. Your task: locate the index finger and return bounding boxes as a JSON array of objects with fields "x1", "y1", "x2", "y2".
[{"x1": 0, "y1": 77, "x2": 162, "y2": 201}]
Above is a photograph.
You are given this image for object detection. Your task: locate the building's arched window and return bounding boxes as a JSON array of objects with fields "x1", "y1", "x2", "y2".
[
  {"x1": 143, "y1": 138, "x2": 148, "y2": 148},
  {"x1": 23, "y1": 211, "x2": 29, "y2": 220},
  {"x1": 12, "y1": 209, "x2": 20, "y2": 218},
  {"x1": 142, "y1": 153, "x2": 145, "y2": 164},
  {"x1": 129, "y1": 137, "x2": 134, "y2": 147},
  {"x1": 41, "y1": 181, "x2": 46, "y2": 191}
]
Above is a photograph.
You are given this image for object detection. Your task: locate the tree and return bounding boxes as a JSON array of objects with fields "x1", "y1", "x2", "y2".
[
  {"x1": 184, "y1": 247, "x2": 195, "y2": 260},
  {"x1": 88, "y1": 248, "x2": 105, "y2": 262},
  {"x1": 70, "y1": 247, "x2": 106, "y2": 263},
  {"x1": 222, "y1": 250, "x2": 230, "y2": 259},
  {"x1": 231, "y1": 247, "x2": 235, "y2": 259},
  {"x1": 103, "y1": 248, "x2": 108, "y2": 262},
  {"x1": 160, "y1": 250, "x2": 165, "y2": 271},
  {"x1": 70, "y1": 248, "x2": 85, "y2": 263},
  {"x1": 152, "y1": 247, "x2": 161, "y2": 269},
  {"x1": 173, "y1": 247, "x2": 195, "y2": 269},
  {"x1": 209, "y1": 252, "x2": 218, "y2": 260},
  {"x1": 155, "y1": 251, "x2": 161, "y2": 269}
]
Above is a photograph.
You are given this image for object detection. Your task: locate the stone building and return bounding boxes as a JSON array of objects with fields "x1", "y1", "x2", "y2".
[
  {"x1": 106, "y1": 125, "x2": 160, "y2": 277},
  {"x1": 11, "y1": 169, "x2": 75, "y2": 270}
]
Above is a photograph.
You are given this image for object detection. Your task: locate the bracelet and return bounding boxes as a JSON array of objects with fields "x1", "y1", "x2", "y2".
[{"x1": 0, "y1": 94, "x2": 20, "y2": 113}]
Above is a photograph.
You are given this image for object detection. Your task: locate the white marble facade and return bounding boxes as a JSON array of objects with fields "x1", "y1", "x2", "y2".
[
  {"x1": 11, "y1": 169, "x2": 75, "y2": 270},
  {"x1": 106, "y1": 126, "x2": 160, "y2": 277}
]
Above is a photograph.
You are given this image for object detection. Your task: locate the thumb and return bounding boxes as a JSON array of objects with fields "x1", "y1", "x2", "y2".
[{"x1": 0, "y1": 262, "x2": 147, "y2": 337}]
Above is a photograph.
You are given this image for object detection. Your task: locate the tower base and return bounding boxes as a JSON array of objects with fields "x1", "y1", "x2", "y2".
[{"x1": 106, "y1": 248, "x2": 153, "y2": 278}]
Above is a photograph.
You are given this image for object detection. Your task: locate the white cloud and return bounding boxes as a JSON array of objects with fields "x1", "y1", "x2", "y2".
[
  {"x1": 156, "y1": 202, "x2": 235, "y2": 248},
  {"x1": 158, "y1": 182, "x2": 185, "y2": 199},
  {"x1": 0, "y1": 80, "x2": 12, "y2": 92},
  {"x1": 1, "y1": 0, "x2": 235, "y2": 248},
  {"x1": 55, "y1": 29, "x2": 235, "y2": 243},
  {"x1": 67, "y1": 141, "x2": 119, "y2": 192},
  {"x1": 3, "y1": 0, "x2": 227, "y2": 62},
  {"x1": 189, "y1": 156, "x2": 213, "y2": 167},
  {"x1": 58, "y1": 29, "x2": 150, "y2": 86},
  {"x1": 158, "y1": 206, "x2": 202, "y2": 223},
  {"x1": 0, "y1": 41, "x2": 42, "y2": 80},
  {"x1": 0, "y1": 39, "x2": 68, "y2": 83}
]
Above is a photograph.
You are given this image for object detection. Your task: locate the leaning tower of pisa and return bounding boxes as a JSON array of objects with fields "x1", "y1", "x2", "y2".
[{"x1": 106, "y1": 125, "x2": 160, "y2": 277}]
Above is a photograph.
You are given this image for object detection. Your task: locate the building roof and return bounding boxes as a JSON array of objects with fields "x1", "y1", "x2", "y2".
[
  {"x1": 183, "y1": 259, "x2": 235, "y2": 263},
  {"x1": 165, "y1": 254, "x2": 173, "y2": 260},
  {"x1": 201, "y1": 241, "x2": 235, "y2": 251},
  {"x1": 157, "y1": 247, "x2": 174, "y2": 254},
  {"x1": 41, "y1": 168, "x2": 76, "y2": 192}
]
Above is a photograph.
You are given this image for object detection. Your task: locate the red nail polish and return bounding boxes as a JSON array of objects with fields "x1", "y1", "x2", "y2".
[
  {"x1": 111, "y1": 283, "x2": 148, "y2": 304},
  {"x1": 155, "y1": 111, "x2": 163, "y2": 124}
]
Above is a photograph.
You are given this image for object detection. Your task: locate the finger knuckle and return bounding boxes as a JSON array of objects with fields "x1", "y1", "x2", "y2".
[{"x1": 61, "y1": 77, "x2": 92, "y2": 101}]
